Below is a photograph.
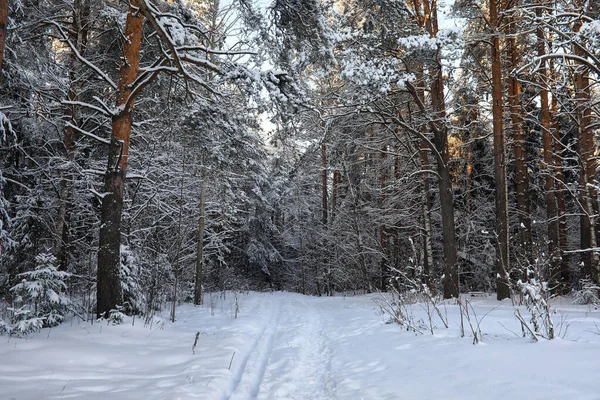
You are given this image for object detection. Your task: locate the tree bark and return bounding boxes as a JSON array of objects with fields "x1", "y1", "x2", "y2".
[
  {"x1": 419, "y1": 140, "x2": 434, "y2": 291},
  {"x1": 409, "y1": 0, "x2": 458, "y2": 298},
  {"x1": 573, "y1": 11, "x2": 599, "y2": 283},
  {"x1": 507, "y1": 7, "x2": 532, "y2": 271},
  {"x1": 0, "y1": 0, "x2": 8, "y2": 77},
  {"x1": 552, "y1": 94, "x2": 570, "y2": 290},
  {"x1": 331, "y1": 170, "x2": 339, "y2": 221},
  {"x1": 97, "y1": 0, "x2": 143, "y2": 318},
  {"x1": 194, "y1": 167, "x2": 206, "y2": 305},
  {"x1": 55, "y1": 0, "x2": 90, "y2": 271},
  {"x1": 321, "y1": 144, "x2": 328, "y2": 226},
  {"x1": 490, "y1": 0, "x2": 511, "y2": 300},
  {"x1": 379, "y1": 146, "x2": 389, "y2": 289},
  {"x1": 536, "y1": 6, "x2": 560, "y2": 290}
]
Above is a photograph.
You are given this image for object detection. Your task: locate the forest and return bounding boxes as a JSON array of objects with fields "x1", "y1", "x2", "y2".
[{"x1": 0, "y1": 0, "x2": 600, "y2": 335}]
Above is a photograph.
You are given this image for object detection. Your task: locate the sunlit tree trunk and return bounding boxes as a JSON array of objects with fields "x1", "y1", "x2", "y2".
[
  {"x1": 507, "y1": 6, "x2": 532, "y2": 272},
  {"x1": 573, "y1": 10, "x2": 599, "y2": 283},
  {"x1": 97, "y1": 1, "x2": 143, "y2": 317}
]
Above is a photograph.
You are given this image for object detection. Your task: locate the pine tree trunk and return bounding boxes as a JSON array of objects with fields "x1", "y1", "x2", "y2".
[
  {"x1": 97, "y1": 1, "x2": 143, "y2": 318},
  {"x1": 507, "y1": 9, "x2": 532, "y2": 270},
  {"x1": 536, "y1": 8, "x2": 560, "y2": 290},
  {"x1": 430, "y1": 57, "x2": 459, "y2": 296},
  {"x1": 0, "y1": 0, "x2": 8, "y2": 76},
  {"x1": 552, "y1": 95, "x2": 570, "y2": 289},
  {"x1": 392, "y1": 156, "x2": 401, "y2": 270},
  {"x1": 321, "y1": 144, "x2": 328, "y2": 226},
  {"x1": 55, "y1": 0, "x2": 90, "y2": 271},
  {"x1": 490, "y1": 0, "x2": 510, "y2": 300},
  {"x1": 194, "y1": 167, "x2": 206, "y2": 306},
  {"x1": 420, "y1": 0, "x2": 459, "y2": 298},
  {"x1": 573, "y1": 12, "x2": 599, "y2": 283},
  {"x1": 331, "y1": 170, "x2": 339, "y2": 221},
  {"x1": 465, "y1": 142, "x2": 473, "y2": 219},
  {"x1": 379, "y1": 147, "x2": 389, "y2": 290},
  {"x1": 415, "y1": 67, "x2": 434, "y2": 292}
]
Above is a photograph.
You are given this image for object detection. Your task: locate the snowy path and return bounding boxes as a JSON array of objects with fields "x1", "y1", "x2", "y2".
[
  {"x1": 3, "y1": 292, "x2": 600, "y2": 400},
  {"x1": 226, "y1": 299, "x2": 281, "y2": 399},
  {"x1": 253, "y1": 297, "x2": 335, "y2": 400},
  {"x1": 224, "y1": 295, "x2": 335, "y2": 400}
]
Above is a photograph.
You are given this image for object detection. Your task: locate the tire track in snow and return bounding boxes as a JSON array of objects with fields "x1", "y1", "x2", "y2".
[{"x1": 224, "y1": 299, "x2": 281, "y2": 400}]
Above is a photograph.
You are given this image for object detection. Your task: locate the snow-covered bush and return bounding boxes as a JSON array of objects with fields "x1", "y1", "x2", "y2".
[
  {"x1": 516, "y1": 279, "x2": 554, "y2": 340},
  {"x1": 8, "y1": 252, "x2": 71, "y2": 333},
  {"x1": 376, "y1": 288, "x2": 425, "y2": 334},
  {"x1": 573, "y1": 279, "x2": 600, "y2": 305},
  {"x1": 121, "y1": 245, "x2": 142, "y2": 314},
  {"x1": 96, "y1": 305, "x2": 126, "y2": 325},
  {"x1": 378, "y1": 267, "x2": 449, "y2": 335},
  {"x1": 9, "y1": 307, "x2": 45, "y2": 336},
  {"x1": 107, "y1": 307, "x2": 125, "y2": 325},
  {"x1": 0, "y1": 168, "x2": 12, "y2": 255},
  {"x1": 0, "y1": 315, "x2": 11, "y2": 335}
]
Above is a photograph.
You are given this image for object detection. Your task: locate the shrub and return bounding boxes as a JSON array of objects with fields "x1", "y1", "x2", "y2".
[{"x1": 7, "y1": 252, "x2": 71, "y2": 334}]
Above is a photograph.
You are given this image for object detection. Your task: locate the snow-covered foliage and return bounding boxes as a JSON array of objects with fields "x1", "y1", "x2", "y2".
[
  {"x1": 578, "y1": 20, "x2": 600, "y2": 50},
  {"x1": 517, "y1": 279, "x2": 555, "y2": 340},
  {"x1": 5, "y1": 253, "x2": 71, "y2": 335},
  {"x1": 107, "y1": 306, "x2": 126, "y2": 325},
  {"x1": 573, "y1": 279, "x2": 600, "y2": 305},
  {"x1": 0, "y1": 112, "x2": 15, "y2": 144},
  {"x1": 120, "y1": 245, "x2": 142, "y2": 314},
  {"x1": 0, "y1": 170, "x2": 12, "y2": 261}
]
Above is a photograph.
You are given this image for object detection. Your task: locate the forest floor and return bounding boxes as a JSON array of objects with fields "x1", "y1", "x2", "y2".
[{"x1": 1, "y1": 291, "x2": 600, "y2": 399}]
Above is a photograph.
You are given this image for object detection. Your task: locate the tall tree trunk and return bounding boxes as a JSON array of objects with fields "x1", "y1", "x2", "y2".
[
  {"x1": 407, "y1": 0, "x2": 458, "y2": 297},
  {"x1": 573, "y1": 12, "x2": 599, "y2": 283},
  {"x1": 536, "y1": 6, "x2": 560, "y2": 290},
  {"x1": 507, "y1": 7, "x2": 532, "y2": 272},
  {"x1": 55, "y1": 0, "x2": 90, "y2": 271},
  {"x1": 321, "y1": 144, "x2": 331, "y2": 294},
  {"x1": 465, "y1": 141, "x2": 473, "y2": 219},
  {"x1": 419, "y1": 140, "x2": 434, "y2": 291},
  {"x1": 423, "y1": 0, "x2": 459, "y2": 298},
  {"x1": 392, "y1": 156, "x2": 401, "y2": 270},
  {"x1": 331, "y1": 170, "x2": 339, "y2": 221},
  {"x1": 321, "y1": 144, "x2": 328, "y2": 226},
  {"x1": 552, "y1": 94, "x2": 570, "y2": 289},
  {"x1": 0, "y1": 0, "x2": 8, "y2": 77},
  {"x1": 379, "y1": 146, "x2": 389, "y2": 290},
  {"x1": 97, "y1": 1, "x2": 143, "y2": 318},
  {"x1": 490, "y1": 0, "x2": 510, "y2": 300},
  {"x1": 413, "y1": 63, "x2": 435, "y2": 291},
  {"x1": 194, "y1": 167, "x2": 206, "y2": 306}
]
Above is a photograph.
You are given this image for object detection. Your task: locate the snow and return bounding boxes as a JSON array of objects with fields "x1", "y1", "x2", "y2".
[{"x1": 2, "y1": 292, "x2": 600, "y2": 399}]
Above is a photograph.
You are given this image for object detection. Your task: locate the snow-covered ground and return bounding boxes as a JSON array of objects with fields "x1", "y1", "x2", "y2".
[{"x1": 1, "y1": 292, "x2": 600, "y2": 400}]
